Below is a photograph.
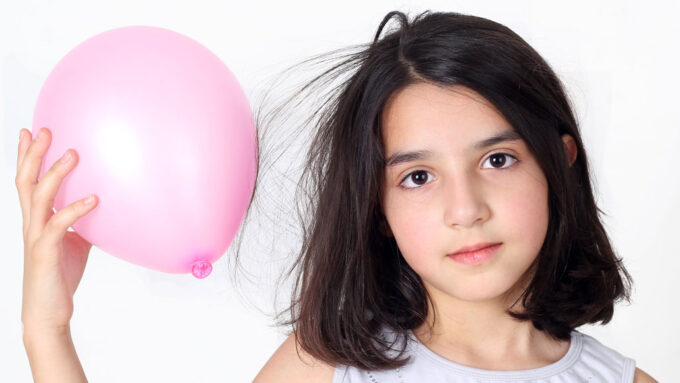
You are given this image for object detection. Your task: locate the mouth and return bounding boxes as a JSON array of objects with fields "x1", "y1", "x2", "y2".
[
  {"x1": 449, "y1": 242, "x2": 502, "y2": 255},
  {"x1": 447, "y1": 243, "x2": 502, "y2": 265}
]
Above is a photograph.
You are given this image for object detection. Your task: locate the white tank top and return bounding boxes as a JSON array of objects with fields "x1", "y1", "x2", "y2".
[{"x1": 332, "y1": 329, "x2": 636, "y2": 382}]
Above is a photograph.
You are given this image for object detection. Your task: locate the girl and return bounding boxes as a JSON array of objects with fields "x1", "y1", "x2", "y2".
[
  {"x1": 16, "y1": 9, "x2": 657, "y2": 383},
  {"x1": 253, "y1": 10, "x2": 657, "y2": 383}
]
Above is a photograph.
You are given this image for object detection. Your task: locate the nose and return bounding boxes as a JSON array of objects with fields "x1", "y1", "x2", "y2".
[{"x1": 443, "y1": 171, "x2": 490, "y2": 228}]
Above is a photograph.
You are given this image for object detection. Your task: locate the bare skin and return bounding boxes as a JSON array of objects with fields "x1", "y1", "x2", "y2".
[
  {"x1": 380, "y1": 83, "x2": 569, "y2": 369},
  {"x1": 17, "y1": 126, "x2": 98, "y2": 382},
  {"x1": 254, "y1": 83, "x2": 658, "y2": 382}
]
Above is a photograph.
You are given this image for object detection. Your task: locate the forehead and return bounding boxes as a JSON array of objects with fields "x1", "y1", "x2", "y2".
[{"x1": 381, "y1": 83, "x2": 512, "y2": 150}]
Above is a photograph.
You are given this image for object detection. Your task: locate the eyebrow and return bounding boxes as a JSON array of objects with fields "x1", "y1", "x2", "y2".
[{"x1": 385, "y1": 129, "x2": 523, "y2": 167}]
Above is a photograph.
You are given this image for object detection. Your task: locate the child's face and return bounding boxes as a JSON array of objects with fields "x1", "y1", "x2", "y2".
[{"x1": 380, "y1": 83, "x2": 549, "y2": 304}]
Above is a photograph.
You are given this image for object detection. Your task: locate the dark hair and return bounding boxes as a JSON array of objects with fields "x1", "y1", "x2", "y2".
[{"x1": 249, "y1": 9, "x2": 634, "y2": 371}]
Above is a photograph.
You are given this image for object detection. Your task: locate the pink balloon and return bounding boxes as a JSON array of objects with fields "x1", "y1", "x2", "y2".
[{"x1": 32, "y1": 26, "x2": 257, "y2": 278}]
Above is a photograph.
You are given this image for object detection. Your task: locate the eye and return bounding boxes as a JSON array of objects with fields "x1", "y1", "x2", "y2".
[
  {"x1": 398, "y1": 152, "x2": 519, "y2": 191},
  {"x1": 399, "y1": 169, "x2": 434, "y2": 191},
  {"x1": 481, "y1": 152, "x2": 518, "y2": 170}
]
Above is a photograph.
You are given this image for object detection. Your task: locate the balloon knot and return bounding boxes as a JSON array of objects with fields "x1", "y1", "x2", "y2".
[{"x1": 191, "y1": 260, "x2": 212, "y2": 279}]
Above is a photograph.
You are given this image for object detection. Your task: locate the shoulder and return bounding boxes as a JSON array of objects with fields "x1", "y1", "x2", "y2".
[
  {"x1": 253, "y1": 333, "x2": 336, "y2": 383},
  {"x1": 575, "y1": 332, "x2": 656, "y2": 382},
  {"x1": 634, "y1": 367, "x2": 658, "y2": 383}
]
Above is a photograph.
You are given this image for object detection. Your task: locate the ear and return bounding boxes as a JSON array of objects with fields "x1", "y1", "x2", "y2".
[{"x1": 561, "y1": 134, "x2": 578, "y2": 167}]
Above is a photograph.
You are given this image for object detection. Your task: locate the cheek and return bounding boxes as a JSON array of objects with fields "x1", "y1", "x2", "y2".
[
  {"x1": 385, "y1": 204, "x2": 441, "y2": 274},
  {"x1": 498, "y1": 170, "x2": 550, "y2": 257}
]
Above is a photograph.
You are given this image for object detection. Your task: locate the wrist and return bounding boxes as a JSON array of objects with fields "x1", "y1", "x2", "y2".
[
  {"x1": 21, "y1": 323, "x2": 87, "y2": 382},
  {"x1": 23, "y1": 322, "x2": 70, "y2": 347}
]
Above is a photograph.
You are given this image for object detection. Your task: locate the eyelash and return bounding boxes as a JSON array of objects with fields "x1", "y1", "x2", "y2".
[{"x1": 398, "y1": 152, "x2": 519, "y2": 192}]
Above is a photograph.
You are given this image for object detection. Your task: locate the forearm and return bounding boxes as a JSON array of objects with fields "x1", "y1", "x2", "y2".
[{"x1": 23, "y1": 325, "x2": 88, "y2": 383}]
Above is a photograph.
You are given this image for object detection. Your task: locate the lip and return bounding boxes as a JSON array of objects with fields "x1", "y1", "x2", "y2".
[
  {"x1": 450, "y1": 242, "x2": 501, "y2": 255},
  {"x1": 447, "y1": 243, "x2": 501, "y2": 265}
]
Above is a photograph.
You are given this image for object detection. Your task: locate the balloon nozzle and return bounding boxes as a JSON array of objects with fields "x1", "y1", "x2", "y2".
[{"x1": 191, "y1": 260, "x2": 212, "y2": 279}]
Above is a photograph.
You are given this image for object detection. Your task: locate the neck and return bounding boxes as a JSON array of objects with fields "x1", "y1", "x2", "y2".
[{"x1": 412, "y1": 277, "x2": 570, "y2": 370}]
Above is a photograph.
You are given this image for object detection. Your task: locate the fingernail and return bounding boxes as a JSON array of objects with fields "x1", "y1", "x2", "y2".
[
  {"x1": 60, "y1": 150, "x2": 72, "y2": 163},
  {"x1": 84, "y1": 195, "x2": 96, "y2": 205}
]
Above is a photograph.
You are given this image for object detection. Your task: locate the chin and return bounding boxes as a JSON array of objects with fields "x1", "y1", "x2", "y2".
[{"x1": 433, "y1": 279, "x2": 515, "y2": 303}]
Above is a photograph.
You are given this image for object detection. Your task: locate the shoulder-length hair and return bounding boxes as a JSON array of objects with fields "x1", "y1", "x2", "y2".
[{"x1": 257, "y1": 9, "x2": 633, "y2": 371}]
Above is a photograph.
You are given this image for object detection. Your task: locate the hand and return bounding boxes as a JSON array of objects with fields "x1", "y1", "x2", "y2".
[{"x1": 16, "y1": 127, "x2": 99, "y2": 335}]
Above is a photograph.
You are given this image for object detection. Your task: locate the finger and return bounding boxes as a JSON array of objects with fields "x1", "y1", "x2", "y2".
[
  {"x1": 40, "y1": 194, "x2": 98, "y2": 249},
  {"x1": 16, "y1": 128, "x2": 32, "y2": 173},
  {"x1": 18, "y1": 127, "x2": 49, "y2": 184},
  {"x1": 16, "y1": 127, "x2": 51, "y2": 219},
  {"x1": 16, "y1": 129, "x2": 33, "y2": 229},
  {"x1": 28, "y1": 147, "x2": 79, "y2": 240}
]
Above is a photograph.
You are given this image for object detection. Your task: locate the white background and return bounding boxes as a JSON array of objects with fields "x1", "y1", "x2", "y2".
[{"x1": 1, "y1": 0, "x2": 678, "y2": 381}]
